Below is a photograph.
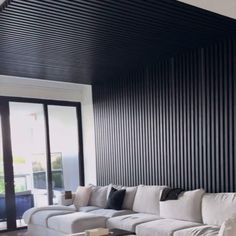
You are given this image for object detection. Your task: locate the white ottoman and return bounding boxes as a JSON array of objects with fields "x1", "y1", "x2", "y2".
[{"x1": 47, "y1": 212, "x2": 107, "y2": 234}]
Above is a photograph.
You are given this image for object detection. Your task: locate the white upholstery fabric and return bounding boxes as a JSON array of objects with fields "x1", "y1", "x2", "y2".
[
  {"x1": 23, "y1": 205, "x2": 75, "y2": 224},
  {"x1": 47, "y1": 212, "x2": 107, "y2": 234},
  {"x1": 106, "y1": 213, "x2": 160, "y2": 232},
  {"x1": 89, "y1": 208, "x2": 134, "y2": 217},
  {"x1": 26, "y1": 224, "x2": 50, "y2": 236},
  {"x1": 79, "y1": 206, "x2": 100, "y2": 212},
  {"x1": 30, "y1": 210, "x2": 73, "y2": 226},
  {"x1": 160, "y1": 189, "x2": 205, "y2": 223},
  {"x1": 26, "y1": 224, "x2": 86, "y2": 236},
  {"x1": 88, "y1": 185, "x2": 108, "y2": 208},
  {"x1": 122, "y1": 186, "x2": 137, "y2": 210},
  {"x1": 202, "y1": 193, "x2": 236, "y2": 226},
  {"x1": 218, "y1": 214, "x2": 236, "y2": 236},
  {"x1": 136, "y1": 219, "x2": 200, "y2": 236},
  {"x1": 133, "y1": 185, "x2": 166, "y2": 215},
  {"x1": 74, "y1": 186, "x2": 92, "y2": 210},
  {"x1": 174, "y1": 225, "x2": 220, "y2": 236}
]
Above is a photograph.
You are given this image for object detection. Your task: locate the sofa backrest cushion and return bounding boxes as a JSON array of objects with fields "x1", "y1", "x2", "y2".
[
  {"x1": 88, "y1": 185, "x2": 108, "y2": 208},
  {"x1": 160, "y1": 189, "x2": 205, "y2": 223},
  {"x1": 122, "y1": 186, "x2": 137, "y2": 210},
  {"x1": 132, "y1": 185, "x2": 166, "y2": 215},
  {"x1": 202, "y1": 193, "x2": 236, "y2": 226}
]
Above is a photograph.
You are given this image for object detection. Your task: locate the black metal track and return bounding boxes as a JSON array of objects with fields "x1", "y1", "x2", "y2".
[{"x1": 0, "y1": 0, "x2": 236, "y2": 84}]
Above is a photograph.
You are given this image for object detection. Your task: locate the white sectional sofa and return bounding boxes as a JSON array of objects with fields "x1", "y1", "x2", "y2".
[{"x1": 23, "y1": 184, "x2": 236, "y2": 236}]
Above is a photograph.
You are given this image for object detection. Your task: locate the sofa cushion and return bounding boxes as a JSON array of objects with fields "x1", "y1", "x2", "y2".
[
  {"x1": 30, "y1": 210, "x2": 74, "y2": 227},
  {"x1": 174, "y1": 225, "x2": 220, "y2": 236},
  {"x1": 106, "y1": 187, "x2": 126, "y2": 210},
  {"x1": 107, "y1": 184, "x2": 123, "y2": 198},
  {"x1": 122, "y1": 186, "x2": 137, "y2": 210},
  {"x1": 133, "y1": 185, "x2": 166, "y2": 215},
  {"x1": 202, "y1": 193, "x2": 236, "y2": 226},
  {"x1": 88, "y1": 185, "x2": 108, "y2": 208},
  {"x1": 136, "y1": 219, "x2": 200, "y2": 236},
  {"x1": 47, "y1": 212, "x2": 107, "y2": 234},
  {"x1": 89, "y1": 208, "x2": 134, "y2": 217},
  {"x1": 106, "y1": 213, "x2": 160, "y2": 232},
  {"x1": 79, "y1": 206, "x2": 100, "y2": 212},
  {"x1": 160, "y1": 189, "x2": 205, "y2": 223},
  {"x1": 74, "y1": 186, "x2": 92, "y2": 210},
  {"x1": 218, "y1": 213, "x2": 236, "y2": 236}
]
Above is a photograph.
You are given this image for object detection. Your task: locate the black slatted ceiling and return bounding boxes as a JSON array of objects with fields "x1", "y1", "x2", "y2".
[{"x1": 0, "y1": 0, "x2": 236, "y2": 84}]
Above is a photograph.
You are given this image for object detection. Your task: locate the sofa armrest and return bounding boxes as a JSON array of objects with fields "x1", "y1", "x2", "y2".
[
  {"x1": 218, "y1": 214, "x2": 236, "y2": 236},
  {"x1": 57, "y1": 192, "x2": 76, "y2": 206}
]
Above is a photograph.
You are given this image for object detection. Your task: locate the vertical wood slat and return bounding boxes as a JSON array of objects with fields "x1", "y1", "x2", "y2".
[{"x1": 93, "y1": 37, "x2": 236, "y2": 192}]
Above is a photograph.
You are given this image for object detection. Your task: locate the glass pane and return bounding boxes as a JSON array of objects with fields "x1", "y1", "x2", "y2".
[
  {"x1": 48, "y1": 105, "x2": 79, "y2": 204},
  {"x1": 9, "y1": 102, "x2": 48, "y2": 227},
  {"x1": 0, "y1": 115, "x2": 7, "y2": 230}
]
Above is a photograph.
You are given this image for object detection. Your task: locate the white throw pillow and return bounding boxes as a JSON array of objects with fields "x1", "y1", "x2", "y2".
[
  {"x1": 160, "y1": 189, "x2": 205, "y2": 223},
  {"x1": 73, "y1": 186, "x2": 92, "y2": 210},
  {"x1": 218, "y1": 214, "x2": 236, "y2": 236},
  {"x1": 133, "y1": 185, "x2": 166, "y2": 215}
]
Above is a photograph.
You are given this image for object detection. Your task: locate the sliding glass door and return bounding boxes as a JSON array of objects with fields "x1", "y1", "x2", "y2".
[
  {"x1": 9, "y1": 102, "x2": 48, "y2": 227},
  {"x1": 47, "y1": 105, "x2": 80, "y2": 204},
  {"x1": 0, "y1": 115, "x2": 7, "y2": 230},
  {"x1": 0, "y1": 98, "x2": 84, "y2": 231}
]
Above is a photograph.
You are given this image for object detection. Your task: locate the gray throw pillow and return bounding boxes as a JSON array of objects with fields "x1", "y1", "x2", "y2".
[
  {"x1": 88, "y1": 185, "x2": 108, "y2": 208},
  {"x1": 122, "y1": 186, "x2": 137, "y2": 210}
]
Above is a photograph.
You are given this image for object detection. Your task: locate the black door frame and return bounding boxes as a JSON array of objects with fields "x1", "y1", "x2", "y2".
[{"x1": 0, "y1": 96, "x2": 85, "y2": 231}]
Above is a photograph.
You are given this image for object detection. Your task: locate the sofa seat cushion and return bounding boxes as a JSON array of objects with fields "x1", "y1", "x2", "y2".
[
  {"x1": 79, "y1": 206, "x2": 100, "y2": 212},
  {"x1": 30, "y1": 210, "x2": 74, "y2": 227},
  {"x1": 136, "y1": 219, "x2": 201, "y2": 236},
  {"x1": 174, "y1": 225, "x2": 220, "y2": 236},
  {"x1": 47, "y1": 212, "x2": 107, "y2": 234},
  {"x1": 89, "y1": 209, "x2": 134, "y2": 217},
  {"x1": 106, "y1": 213, "x2": 160, "y2": 232}
]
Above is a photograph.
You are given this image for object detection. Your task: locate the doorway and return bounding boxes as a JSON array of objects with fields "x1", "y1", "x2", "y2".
[{"x1": 0, "y1": 97, "x2": 84, "y2": 231}]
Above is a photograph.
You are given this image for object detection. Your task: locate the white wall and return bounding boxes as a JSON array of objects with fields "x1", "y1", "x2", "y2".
[
  {"x1": 178, "y1": 0, "x2": 236, "y2": 19},
  {"x1": 0, "y1": 75, "x2": 97, "y2": 186}
]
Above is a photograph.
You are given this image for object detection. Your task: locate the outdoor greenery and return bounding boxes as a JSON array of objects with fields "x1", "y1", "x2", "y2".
[
  {"x1": 0, "y1": 178, "x2": 4, "y2": 194},
  {"x1": 0, "y1": 153, "x2": 64, "y2": 193},
  {"x1": 52, "y1": 156, "x2": 63, "y2": 170}
]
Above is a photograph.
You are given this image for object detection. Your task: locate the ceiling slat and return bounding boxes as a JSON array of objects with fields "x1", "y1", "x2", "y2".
[{"x1": 0, "y1": 0, "x2": 235, "y2": 84}]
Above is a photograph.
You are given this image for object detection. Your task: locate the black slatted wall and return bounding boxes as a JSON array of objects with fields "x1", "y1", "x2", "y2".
[{"x1": 93, "y1": 38, "x2": 236, "y2": 192}]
